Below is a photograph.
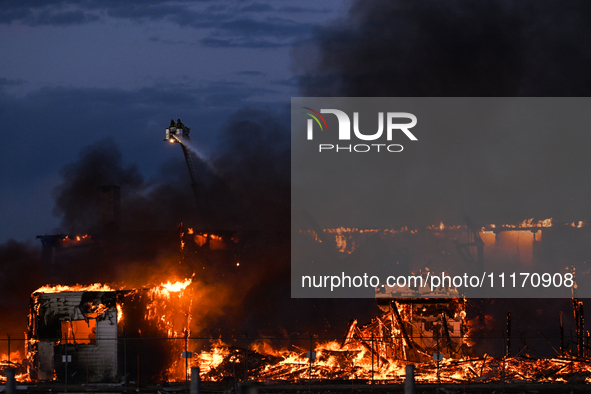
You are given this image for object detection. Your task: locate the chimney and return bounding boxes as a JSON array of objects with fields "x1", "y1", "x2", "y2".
[{"x1": 97, "y1": 185, "x2": 121, "y2": 231}]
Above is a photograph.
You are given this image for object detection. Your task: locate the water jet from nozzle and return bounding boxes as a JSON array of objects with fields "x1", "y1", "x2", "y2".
[{"x1": 164, "y1": 120, "x2": 217, "y2": 175}]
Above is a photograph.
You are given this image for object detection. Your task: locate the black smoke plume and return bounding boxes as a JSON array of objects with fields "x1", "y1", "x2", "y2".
[
  {"x1": 52, "y1": 137, "x2": 196, "y2": 234},
  {"x1": 296, "y1": 0, "x2": 591, "y2": 97},
  {"x1": 209, "y1": 107, "x2": 290, "y2": 230},
  {"x1": 293, "y1": 0, "x2": 591, "y2": 344}
]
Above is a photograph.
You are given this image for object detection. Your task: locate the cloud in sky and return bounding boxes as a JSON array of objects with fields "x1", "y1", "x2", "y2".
[
  {"x1": 1, "y1": 0, "x2": 329, "y2": 48},
  {"x1": 236, "y1": 70, "x2": 265, "y2": 76},
  {"x1": 0, "y1": 1, "x2": 343, "y2": 99},
  {"x1": 0, "y1": 77, "x2": 25, "y2": 89},
  {"x1": 0, "y1": 80, "x2": 280, "y2": 171},
  {"x1": 201, "y1": 37, "x2": 290, "y2": 49}
]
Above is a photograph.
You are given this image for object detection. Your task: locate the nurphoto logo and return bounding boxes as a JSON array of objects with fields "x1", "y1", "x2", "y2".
[{"x1": 303, "y1": 107, "x2": 418, "y2": 153}]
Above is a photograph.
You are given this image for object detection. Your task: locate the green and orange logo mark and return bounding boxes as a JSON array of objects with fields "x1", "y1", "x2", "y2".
[{"x1": 303, "y1": 107, "x2": 329, "y2": 132}]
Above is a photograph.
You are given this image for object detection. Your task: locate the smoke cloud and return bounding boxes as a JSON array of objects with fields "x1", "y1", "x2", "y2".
[
  {"x1": 209, "y1": 107, "x2": 290, "y2": 230},
  {"x1": 292, "y1": 0, "x2": 591, "y2": 339},
  {"x1": 296, "y1": 0, "x2": 591, "y2": 97}
]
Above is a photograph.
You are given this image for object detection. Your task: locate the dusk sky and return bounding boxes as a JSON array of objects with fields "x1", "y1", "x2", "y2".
[{"x1": 0, "y1": 0, "x2": 349, "y2": 243}]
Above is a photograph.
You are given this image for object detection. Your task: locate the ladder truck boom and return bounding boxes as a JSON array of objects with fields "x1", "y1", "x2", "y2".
[{"x1": 165, "y1": 119, "x2": 206, "y2": 210}]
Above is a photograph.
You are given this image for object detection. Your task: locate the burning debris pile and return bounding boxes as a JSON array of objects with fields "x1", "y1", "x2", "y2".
[
  {"x1": 0, "y1": 359, "x2": 27, "y2": 383},
  {"x1": 347, "y1": 298, "x2": 469, "y2": 363},
  {"x1": 192, "y1": 332, "x2": 591, "y2": 384},
  {"x1": 187, "y1": 214, "x2": 591, "y2": 385},
  {"x1": 194, "y1": 307, "x2": 591, "y2": 385},
  {"x1": 194, "y1": 295, "x2": 469, "y2": 382}
]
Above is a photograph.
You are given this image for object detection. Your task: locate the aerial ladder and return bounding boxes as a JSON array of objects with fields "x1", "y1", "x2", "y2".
[{"x1": 164, "y1": 119, "x2": 207, "y2": 213}]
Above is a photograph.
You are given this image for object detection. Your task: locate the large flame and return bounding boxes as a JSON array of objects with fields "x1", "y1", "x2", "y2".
[
  {"x1": 153, "y1": 278, "x2": 193, "y2": 296},
  {"x1": 34, "y1": 283, "x2": 114, "y2": 293}
]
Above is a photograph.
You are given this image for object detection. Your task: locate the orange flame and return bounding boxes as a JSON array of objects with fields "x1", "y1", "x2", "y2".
[{"x1": 34, "y1": 283, "x2": 114, "y2": 293}]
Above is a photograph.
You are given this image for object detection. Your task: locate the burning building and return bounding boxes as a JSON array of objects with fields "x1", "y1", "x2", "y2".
[
  {"x1": 27, "y1": 280, "x2": 194, "y2": 384},
  {"x1": 23, "y1": 217, "x2": 591, "y2": 385},
  {"x1": 28, "y1": 288, "x2": 118, "y2": 381},
  {"x1": 372, "y1": 292, "x2": 469, "y2": 362}
]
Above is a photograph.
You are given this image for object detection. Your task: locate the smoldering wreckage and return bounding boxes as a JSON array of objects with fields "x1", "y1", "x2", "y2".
[{"x1": 3, "y1": 122, "x2": 591, "y2": 391}]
